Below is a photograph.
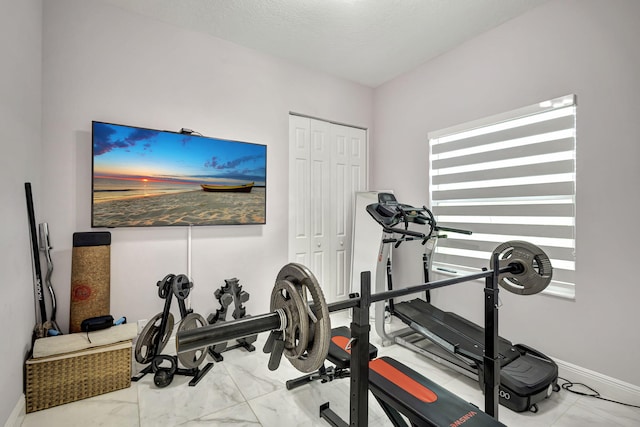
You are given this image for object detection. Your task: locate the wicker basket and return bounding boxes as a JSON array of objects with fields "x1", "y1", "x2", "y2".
[{"x1": 25, "y1": 341, "x2": 132, "y2": 413}]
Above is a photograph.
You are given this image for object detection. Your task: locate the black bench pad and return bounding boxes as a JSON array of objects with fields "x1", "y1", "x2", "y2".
[{"x1": 327, "y1": 326, "x2": 378, "y2": 369}]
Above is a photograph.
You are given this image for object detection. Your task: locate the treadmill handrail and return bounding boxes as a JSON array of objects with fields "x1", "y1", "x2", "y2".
[
  {"x1": 367, "y1": 202, "x2": 472, "y2": 240},
  {"x1": 433, "y1": 224, "x2": 473, "y2": 235},
  {"x1": 382, "y1": 226, "x2": 425, "y2": 239}
]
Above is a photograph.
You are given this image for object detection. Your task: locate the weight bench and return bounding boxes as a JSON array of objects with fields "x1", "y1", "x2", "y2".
[{"x1": 313, "y1": 327, "x2": 506, "y2": 427}]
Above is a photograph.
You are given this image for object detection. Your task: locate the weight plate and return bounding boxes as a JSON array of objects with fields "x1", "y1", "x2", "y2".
[
  {"x1": 276, "y1": 263, "x2": 331, "y2": 373},
  {"x1": 492, "y1": 241, "x2": 553, "y2": 295},
  {"x1": 271, "y1": 279, "x2": 310, "y2": 360},
  {"x1": 135, "y1": 312, "x2": 174, "y2": 364},
  {"x1": 176, "y1": 313, "x2": 209, "y2": 368},
  {"x1": 172, "y1": 274, "x2": 192, "y2": 300}
]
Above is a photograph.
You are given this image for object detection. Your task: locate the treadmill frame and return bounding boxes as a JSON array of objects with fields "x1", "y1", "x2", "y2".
[
  {"x1": 374, "y1": 230, "x2": 482, "y2": 380},
  {"x1": 374, "y1": 228, "x2": 558, "y2": 413}
]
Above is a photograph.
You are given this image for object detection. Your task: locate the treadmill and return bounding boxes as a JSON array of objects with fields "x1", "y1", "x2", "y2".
[{"x1": 367, "y1": 193, "x2": 559, "y2": 413}]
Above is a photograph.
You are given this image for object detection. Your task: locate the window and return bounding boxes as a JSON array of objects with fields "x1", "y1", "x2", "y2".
[{"x1": 428, "y1": 95, "x2": 576, "y2": 299}]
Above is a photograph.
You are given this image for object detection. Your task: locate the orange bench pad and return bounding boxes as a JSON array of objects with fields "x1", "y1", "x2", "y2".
[{"x1": 332, "y1": 335, "x2": 437, "y2": 403}]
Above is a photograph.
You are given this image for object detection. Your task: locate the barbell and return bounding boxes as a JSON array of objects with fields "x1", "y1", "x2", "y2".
[{"x1": 176, "y1": 240, "x2": 552, "y2": 374}]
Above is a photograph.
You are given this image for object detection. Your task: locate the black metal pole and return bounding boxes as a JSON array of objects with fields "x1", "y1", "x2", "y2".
[
  {"x1": 327, "y1": 298, "x2": 360, "y2": 313},
  {"x1": 370, "y1": 266, "x2": 512, "y2": 304},
  {"x1": 349, "y1": 271, "x2": 371, "y2": 426},
  {"x1": 157, "y1": 290, "x2": 174, "y2": 350},
  {"x1": 25, "y1": 183, "x2": 47, "y2": 333},
  {"x1": 423, "y1": 252, "x2": 431, "y2": 303},
  {"x1": 386, "y1": 259, "x2": 395, "y2": 313},
  {"x1": 484, "y1": 258, "x2": 501, "y2": 418},
  {"x1": 177, "y1": 311, "x2": 282, "y2": 354}
]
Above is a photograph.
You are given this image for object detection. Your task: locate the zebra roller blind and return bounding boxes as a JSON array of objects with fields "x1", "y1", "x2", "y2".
[{"x1": 428, "y1": 94, "x2": 576, "y2": 299}]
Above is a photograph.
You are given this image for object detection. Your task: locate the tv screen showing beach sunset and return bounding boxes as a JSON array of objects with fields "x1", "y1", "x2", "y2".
[{"x1": 92, "y1": 121, "x2": 266, "y2": 227}]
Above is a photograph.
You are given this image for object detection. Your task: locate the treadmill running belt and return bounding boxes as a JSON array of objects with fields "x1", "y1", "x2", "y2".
[{"x1": 394, "y1": 299, "x2": 520, "y2": 367}]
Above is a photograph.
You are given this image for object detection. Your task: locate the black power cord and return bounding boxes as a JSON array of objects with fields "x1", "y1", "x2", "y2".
[{"x1": 558, "y1": 377, "x2": 640, "y2": 409}]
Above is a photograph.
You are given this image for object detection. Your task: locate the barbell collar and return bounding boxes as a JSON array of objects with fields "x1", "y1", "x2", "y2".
[{"x1": 176, "y1": 311, "x2": 281, "y2": 354}]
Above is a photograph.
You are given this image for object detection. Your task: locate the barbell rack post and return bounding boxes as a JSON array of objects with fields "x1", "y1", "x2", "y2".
[
  {"x1": 351, "y1": 271, "x2": 371, "y2": 426},
  {"x1": 484, "y1": 254, "x2": 501, "y2": 419}
]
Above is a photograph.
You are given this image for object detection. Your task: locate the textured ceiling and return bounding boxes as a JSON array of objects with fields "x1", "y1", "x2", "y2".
[{"x1": 97, "y1": 0, "x2": 549, "y2": 87}]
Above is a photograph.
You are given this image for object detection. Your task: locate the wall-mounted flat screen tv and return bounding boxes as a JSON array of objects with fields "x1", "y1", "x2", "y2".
[{"x1": 92, "y1": 121, "x2": 266, "y2": 227}]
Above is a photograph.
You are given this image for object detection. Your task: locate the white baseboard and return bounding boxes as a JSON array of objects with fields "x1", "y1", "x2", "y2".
[
  {"x1": 555, "y1": 358, "x2": 640, "y2": 406},
  {"x1": 4, "y1": 394, "x2": 25, "y2": 427}
]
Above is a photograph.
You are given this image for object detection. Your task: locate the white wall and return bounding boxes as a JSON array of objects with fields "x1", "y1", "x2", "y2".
[
  {"x1": 0, "y1": 0, "x2": 43, "y2": 423},
  {"x1": 1, "y1": 0, "x2": 373, "y2": 420},
  {"x1": 39, "y1": 0, "x2": 373, "y2": 343},
  {"x1": 372, "y1": 0, "x2": 640, "y2": 387}
]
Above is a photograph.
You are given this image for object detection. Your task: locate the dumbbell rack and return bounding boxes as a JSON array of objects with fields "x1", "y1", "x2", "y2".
[{"x1": 207, "y1": 278, "x2": 257, "y2": 362}]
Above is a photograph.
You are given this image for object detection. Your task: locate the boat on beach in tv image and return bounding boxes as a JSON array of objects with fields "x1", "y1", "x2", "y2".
[
  {"x1": 200, "y1": 182, "x2": 254, "y2": 193},
  {"x1": 91, "y1": 121, "x2": 267, "y2": 227}
]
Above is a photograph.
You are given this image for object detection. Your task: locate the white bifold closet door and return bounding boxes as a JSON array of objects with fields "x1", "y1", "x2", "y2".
[{"x1": 288, "y1": 115, "x2": 367, "y2": 303}]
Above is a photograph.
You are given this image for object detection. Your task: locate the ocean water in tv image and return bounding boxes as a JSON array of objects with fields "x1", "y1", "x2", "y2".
[
  {"x1": 91, "y1": 122, "x2": 266, "y2": 227},
  {"x1": 93, "y1": 178, "x2": 199, "y2": 201}
]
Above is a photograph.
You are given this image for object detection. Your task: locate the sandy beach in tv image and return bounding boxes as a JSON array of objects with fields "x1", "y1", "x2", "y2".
[{"x1": 92, "y1": 122, "x2": 266, "y2": 227}]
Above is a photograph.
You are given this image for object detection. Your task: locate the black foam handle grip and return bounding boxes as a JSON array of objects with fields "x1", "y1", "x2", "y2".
[
  {"x1": 73, "y1": 231, "x2": 111, "y2": 247},
  {"x1": 435, "y1": 225, "x2": 473, "y2": 235}
]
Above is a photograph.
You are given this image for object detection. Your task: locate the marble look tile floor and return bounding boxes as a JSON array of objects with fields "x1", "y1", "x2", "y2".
[{"x1": 21, "y1": 313, "x2": 640, "y2": 427}]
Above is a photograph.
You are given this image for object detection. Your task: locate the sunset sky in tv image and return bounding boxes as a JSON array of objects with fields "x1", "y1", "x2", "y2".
[{"x1": 92, "y1": 122, "x2": 266, "y2": 186}]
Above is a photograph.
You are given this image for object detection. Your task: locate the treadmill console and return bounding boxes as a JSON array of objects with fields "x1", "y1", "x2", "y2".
[
  {"x1": 378, "y1": 192, "x2": 398, "y2": 205},
  {"x1": 374, "y1": 193, "x2": 400, "y2": 219},
  {"x1": 366, "y1": 193, "x2": 432, "y2": 240}
]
